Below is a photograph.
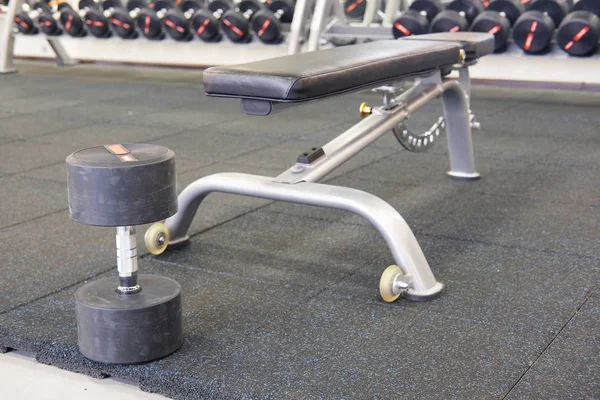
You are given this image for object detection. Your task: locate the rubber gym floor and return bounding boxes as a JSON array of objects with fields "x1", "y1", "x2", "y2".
[{"x1": 0, "y1": 61, "x2": 598, "y2": 399}]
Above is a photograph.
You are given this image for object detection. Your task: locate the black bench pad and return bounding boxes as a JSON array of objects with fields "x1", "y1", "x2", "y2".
[
  {"x1": 401, "y1": 32, "x2": 494, "y2": 60},
  {"x1": 203, "y1": 40, "x2": 460, "y2": 103}
]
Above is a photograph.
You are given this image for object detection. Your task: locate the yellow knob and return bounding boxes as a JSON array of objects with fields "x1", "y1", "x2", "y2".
[
  {"x1": 459, "y1": 49, "x2": 466, "y2": 63},
  {"x1": 359, "y1": 102, "x2": 373, "y2": 118}
]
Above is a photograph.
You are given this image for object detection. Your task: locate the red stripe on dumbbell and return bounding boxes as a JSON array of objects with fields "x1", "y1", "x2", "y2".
[
  {"x1": 65, "y1": 14, "x2": 73, "y2": 31},
  {"x1": 86, "y1": 20, "x2": 105, "y2": 27},
  {"x1": 530, "y1": 21, "x2": 537, "y2": 32},
  {"x1": 524, "y1": 33, "x2": 534, "y2": 50},
  {"x1": 488, "y1": 25, "x2": 501, "y2": 35},
  {"x1": 394, "y1": 22, "x2": 410, "y2": 36},
  {"x1": 449, "y1": 25, "x2": 460, "y2": 33},
  {"x1": 15, "y1": 17, "x2": 29, "y2": 29},
  {"x1": 222, "y1": 18, "x2": 243, "y2": 37},
  {"x1": 257, "y1": 18, "x2": 271, "y2": 37},
  {"x1": 144, "y1": 15, "x2": 151, "y2": 34},
  {"x1": 196, "y1": 18, "x2": 210, "y2": 35},
  {"x1": 345, "y1": 0, "x2": 364, "y2": 13}
]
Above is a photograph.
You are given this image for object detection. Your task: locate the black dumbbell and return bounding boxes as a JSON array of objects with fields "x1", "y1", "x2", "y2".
[
  {"x1": 392, "y1": 0, "x2": 444, "y2": 39},
  {"x1": 430, "y1": 0, "x2": 485, "y2": 33},
  {"x1": 220, "y1": 0, "x2": 263, "y2": 42},
  {"x1": 102, "y1": 0, "x2": 142, "y2": 39},
  {"x1": 57, "y1": 2, "x2": 87, "y2": 37},
  {"x1": 189, "y1": 0, "x2": 231, "y2": 41},
  {"x1": 66, "y1": 143, "x2": 182, "y2": 365},
  {"x1": 250, "y1": 0, "x2": 295, "y2": 44},
  {"x1": 470, "y1": 0, "x2": 524, "y2": 52},
  {"x1": 162, "y1": 0, "x2": 203, "y2": 40},
  {"x1": 556, "y1": 0, "x2": 600, "y2": 56},
  {"x1": 14, "y1": 2, "x2": 54, "y2": 35},
  {"x1": 136, "y1": 0, "x2": 174, "y2": 39},
  {"x1": 80, "y1": 0, "x2": 112, "y2": 38},
  {"x1": 37, "y1": 2, "x2": 63, "y2": 36},
  {"x1": 343, "y1": 0, "x2": 366, "y2": 19},
  {"x1": 513, "y1": 0, "x2": 572, "y2": 54}
]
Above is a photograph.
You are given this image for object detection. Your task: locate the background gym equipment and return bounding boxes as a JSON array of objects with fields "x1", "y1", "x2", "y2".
[
  {"x1": 162, "y1": 0, "x2": 203, "y2": 41},
  {"x1": 556, "y1": 0, "x2": 600, "y2": 56},
  {"x1": 136, "y1": 0, "x2": 174, "y2": 39},
  {"x1": 58, "y1": 2, "x2": 87, "y2": 37},
  {"x1": 14, "y1": 1, "x2": 54, "y2": 35},
  {"x1": 80, "y1": 0, "x2": 112, "y2": 38},
  {"x1": 251, "y1": 0, "x2": 295, "y2": 44},
  {"x1": 66, "y1": 143, "x2": 182, "y2": 365},
  {"x1": 392, "y1": 0, "x2": 444, "y2": 39},
  {"x1": 512, "y1": 0, "x2": 572, "y2": 54},
  {"x1": 102, "y1": 0, "x2": 140, "y2": 39},
  {"x1": 220, "y1": 0, "x2": 264, "y2": 43},
  {"x1": 470, "y1": 0, "x2": 524, "y2": 52},
  {"x1": 189, "y1": 0, "x2": 231, "y2": 41},
  {"x1": 430, "y1": 0, "x2": 484, "y2": 33}
]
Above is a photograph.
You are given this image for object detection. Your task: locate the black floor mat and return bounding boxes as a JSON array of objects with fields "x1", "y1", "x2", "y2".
[{"x1": 0, "y1": 61, "x2": 599, "y2": 399}]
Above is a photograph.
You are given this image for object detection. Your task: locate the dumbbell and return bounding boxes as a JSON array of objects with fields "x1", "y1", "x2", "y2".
[
  {"x1": 14, "y1": 2, "x2": 53, "y2": 35},
  {"x1": 470, "y1": 0, "x2": 524, "y2": 52},
  {"x1": 189, "y1": 0, "x2": 231, "y2": 41},
  {"x1": 513, "y1": 0, "x2": 572, "y2": 54},
  {"x1": 136, "y1": 0, "x2": 174, "y2": 39},
  {"x1": 430, "y1": 0, "x2": 485, "y2": 33},
  {"x1": 80, "y1": 0, "x2": 112, "y2": 38},
  {"x1": 66, "y1": 143, "x2": 182, "y2": 365},
  {"x1": 250, "y1": 0, "x2": 295, "y2": 44},
  {"x1": 102, "y1": 0, "x2": 143, "y2": 39},
  {"x1": 556, "y1": 0, "x2": 600, "y2": 56},
  {"x1": 343, "y1": 0, "x2": 366, "y2": 19},
  {"x1": 162, "y1": 0, "x2": 203, "y2": 41},
  {"x1": 219, "y1": 0, "x2": 263, "y2": 42},
  {"x1": 392, "y1": 0, "x2": 444, "y2": 39},
  {"x1": 57, "y1": 3, "x2": 86, "y2": 36}
]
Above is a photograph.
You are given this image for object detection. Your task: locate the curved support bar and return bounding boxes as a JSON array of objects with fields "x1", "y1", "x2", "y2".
[
  {"x1": 441, "y1": 80, "x2": 479, "y2": 180},
  {"x1": 164, "y1": 172, "x2": 443, "y2": 299}
]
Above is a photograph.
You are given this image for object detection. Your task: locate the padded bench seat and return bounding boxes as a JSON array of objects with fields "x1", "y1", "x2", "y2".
[
  {"x1": 401, "y1": 32, "x2": 494, "y2": 61},
  {"x1": 203, "y1": 33, "x2": 494, "y2": 104}
]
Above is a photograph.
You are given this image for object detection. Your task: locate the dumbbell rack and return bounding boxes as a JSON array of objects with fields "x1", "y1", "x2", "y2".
[{"x1": 0, "y1": 0, "x2": 315, "y2": 71}]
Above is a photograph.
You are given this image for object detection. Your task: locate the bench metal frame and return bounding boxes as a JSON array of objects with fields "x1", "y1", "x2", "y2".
[{"x1": 160, "y1": 65, "x2": 479, "y2": 302}]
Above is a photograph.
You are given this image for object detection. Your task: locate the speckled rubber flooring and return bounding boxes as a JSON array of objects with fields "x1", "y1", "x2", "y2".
[{"x1": 0, "y1": 60, "x2": 599, "y2": 399}]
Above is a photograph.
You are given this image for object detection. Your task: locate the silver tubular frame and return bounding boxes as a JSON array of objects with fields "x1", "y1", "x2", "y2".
[{"x1": 162, "y1": 70, "x2": 479, "y2": 301}]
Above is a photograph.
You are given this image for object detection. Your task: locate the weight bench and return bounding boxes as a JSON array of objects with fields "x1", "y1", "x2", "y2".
[{"x1": 145, "y1": 32, "x2": 494, "y2": 303}]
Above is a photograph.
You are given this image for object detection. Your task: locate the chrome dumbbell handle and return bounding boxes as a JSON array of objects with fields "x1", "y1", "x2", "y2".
[{"x1": 116, "y1": 225, "x2": 141, "y2": 294}]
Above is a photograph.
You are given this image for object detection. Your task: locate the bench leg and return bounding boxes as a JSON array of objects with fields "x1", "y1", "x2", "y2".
[
  {"x1": 164, "y1": 172, "x2": 444, "y2": 301},
  {"x1": 442, "y1": 81, "x2": 480, "y2": 181}
]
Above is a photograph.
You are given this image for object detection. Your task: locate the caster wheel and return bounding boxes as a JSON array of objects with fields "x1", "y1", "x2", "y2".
[
  {"x1": 145, "y1": 222, "x2": 169, "y2": 255},
  {"x1": 379, "y1": 264, "x2": 403, "y2": 303}
]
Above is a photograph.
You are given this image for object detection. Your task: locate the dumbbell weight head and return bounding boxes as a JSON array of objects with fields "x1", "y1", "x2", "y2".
[
  {"x1": 38, "y1": 12, "x2": 62, "y2": 35},
  {"x1": 409, "y1": 0, "x2": 444, "y2": 22},
  {"x1": 556, "y1": 11, "x2": 600, "y2": 56},
  {"x1": 470, "y1": 10, "x2": 511, "y2": 51},
  {"x1": 267, "y1": 0, "x2": 294, "y2": 23},
  {"x1": 513, "y1": 10, "x2": 555, "y2": 53},
  {"x1": 162, "y1": 0, "x2": 201, "y2": 40},
  {"x1": 14, "y1": 12, "x2": 38, "y2": 34},
  {"x1": 572, "y1": 0, "x2": 600, "y2": 17},
  {"x1": 59, "y1": 4, "x2": 87, "y2": 37},
  {"x1": 487, "y1": 0, "x2": 524, "y2": 25},
  {"x1": 430, "y1": 9, "x2": 469, "y2": 33},
  {"x1": 137, "y1": 0, "x2": 173, "y2": 39},
  {"x1": 527, "y1": 0, "x2": 572, "y2": 26},
  {"x1": 446, "y1": 0, "x2": 485, "y2": 24},
  {"x1": 220, "y1": 0, "x2": 262, "y2": 42},
  {"x1": 106, "y1": 0, "x2": 145, "y2": 38},
  {"x1": 84, "y1": 9, "x2": 111, "y2": 37},
  {"x1": 392, "y1": 9, "x2": 429, "y2": 38},
  {"x1": 190, "y1": 0, "x2": 231, "y2": 41},
  {"x1": 343, "y1": 0, "x2": 366, "y2": 19},
  {"x1": 251, "y1": 9, "x2": 282, "y2": 43}
]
